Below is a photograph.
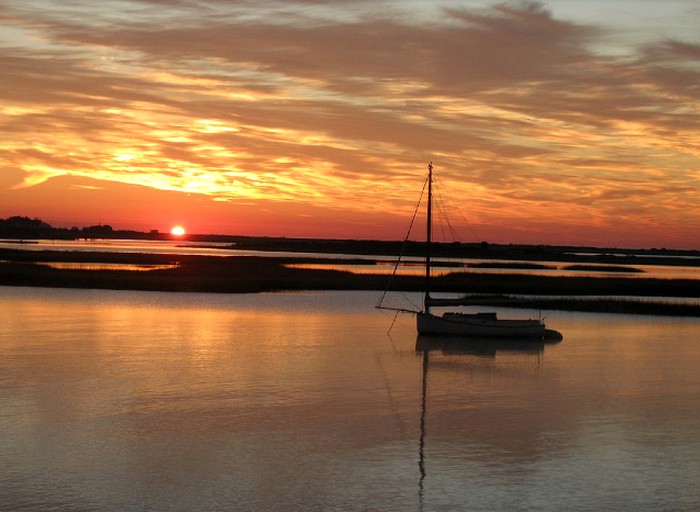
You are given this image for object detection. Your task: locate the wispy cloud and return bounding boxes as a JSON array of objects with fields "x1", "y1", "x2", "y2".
[{"x1": 1, "y1": 0, "x2": 699, "y2": 246}]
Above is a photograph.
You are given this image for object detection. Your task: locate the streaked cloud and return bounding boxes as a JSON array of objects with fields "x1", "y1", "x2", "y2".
[{"x1": 1, "y1": 0, "x2": 699, "y2": 247}]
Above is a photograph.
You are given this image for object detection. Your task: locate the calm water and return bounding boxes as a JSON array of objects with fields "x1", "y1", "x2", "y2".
[
  {"x1": 3, "y1": 239, "x2": 700, "y2": 280},
  {"x1": 1, "y1": 287, "x2": 699, "y2": 511}
]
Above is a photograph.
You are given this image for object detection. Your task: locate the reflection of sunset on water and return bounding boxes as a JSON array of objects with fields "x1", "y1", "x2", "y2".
[
  {"x1": 286, "y1": 261, "x2": 700, "y2": 281},
  {"x1": 2, "y1": 288, "x2": 699, "y2": 510}
]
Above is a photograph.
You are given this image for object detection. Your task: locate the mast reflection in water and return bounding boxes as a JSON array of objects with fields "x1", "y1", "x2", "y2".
[
  {"x1": 1, "y1": 287, "x2": 699, "y2": 511},
  {"x1": 415, "y1": 335, "x2": 559, "y2": 510}
]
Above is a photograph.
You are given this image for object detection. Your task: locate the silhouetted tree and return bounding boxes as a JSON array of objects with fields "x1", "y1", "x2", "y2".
[
  {"x1": 82, "y1": 224, "x2": 113, "y2": 237},
  {"x1": 0, "y1": 216, "x2": 53, "y2": 237}
]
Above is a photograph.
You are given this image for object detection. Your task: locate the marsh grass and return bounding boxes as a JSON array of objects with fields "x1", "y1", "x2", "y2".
[
  {"x1": 562, "y1": 264, "x2": 643, "y2": 273},
  {"x1": 466, "y1": 262, "x2": 555, "y2": 270},
  {"x1": 1, "y1": 248, "x2": 698, "y2": 316}
]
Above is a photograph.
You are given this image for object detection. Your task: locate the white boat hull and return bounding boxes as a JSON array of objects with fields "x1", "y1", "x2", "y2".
[
  {"x1": 376, "y1": 164, "x2": 562, "y2": 341},
  {"x1": 417, "y1": 311, "x2": 548, "y2": 338}
]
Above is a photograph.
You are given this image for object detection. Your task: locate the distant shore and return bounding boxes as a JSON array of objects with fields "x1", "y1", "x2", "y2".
[{"x1": 1, "y1": 247, "x2": 699, "y2": 316}]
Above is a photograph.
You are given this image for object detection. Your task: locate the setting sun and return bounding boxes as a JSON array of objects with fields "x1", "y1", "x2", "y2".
[{"x1": 170, "y1": 225, "x2": 186, "y2": 236}]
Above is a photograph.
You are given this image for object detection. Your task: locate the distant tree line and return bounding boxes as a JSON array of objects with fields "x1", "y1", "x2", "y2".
[
  {"x1": 2, "y1": 216, "x2": 697, "y2": 260},
  {"x1": 0, "y1": 216, "x2": 156, "y2": 240}
]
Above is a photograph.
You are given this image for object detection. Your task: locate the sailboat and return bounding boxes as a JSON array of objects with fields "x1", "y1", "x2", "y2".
[{"x1": 380, "y1": 163, "x2": 561, "y2": 341}]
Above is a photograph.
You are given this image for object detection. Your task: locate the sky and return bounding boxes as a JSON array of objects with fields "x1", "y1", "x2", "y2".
[{"x1": 1, "y1": 0, "x2": 699, "y2": 249}]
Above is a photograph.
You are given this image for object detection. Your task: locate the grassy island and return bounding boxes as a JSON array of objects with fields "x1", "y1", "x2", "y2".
[{"x1": 1, "y1": 247, "x2": 699, "y2": 316}]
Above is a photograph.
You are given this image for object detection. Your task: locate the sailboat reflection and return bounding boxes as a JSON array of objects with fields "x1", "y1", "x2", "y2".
[
  {"x1": 414, "y1": 334, "x2": 561, "y2": 509},
  {"x1": 415, "y1": 334, "x2": 557, "y2": 356}
]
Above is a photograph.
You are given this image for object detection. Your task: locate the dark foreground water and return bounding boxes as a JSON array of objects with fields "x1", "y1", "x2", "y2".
[{"x1": 1, "y1": 287, "x2": 699, "y2": 511}]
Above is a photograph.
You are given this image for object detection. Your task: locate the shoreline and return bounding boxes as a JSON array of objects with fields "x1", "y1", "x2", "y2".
[{"x1": 1, "y1": 248, "x2": 699, "y2": 316}]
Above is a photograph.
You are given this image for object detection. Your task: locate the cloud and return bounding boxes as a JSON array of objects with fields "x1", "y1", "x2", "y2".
[{"x1": 1, "y1": 0, "x2": 699, "y2": 246}]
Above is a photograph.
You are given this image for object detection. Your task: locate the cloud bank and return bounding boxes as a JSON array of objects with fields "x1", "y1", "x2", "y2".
[{"x1": 1, "y1": 0, "x2": 699, "y2": 246}]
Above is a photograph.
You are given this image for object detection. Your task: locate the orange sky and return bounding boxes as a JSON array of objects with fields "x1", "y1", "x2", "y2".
[{"x1": 1, "y1": 1, "x2": 699, "y2": 249}]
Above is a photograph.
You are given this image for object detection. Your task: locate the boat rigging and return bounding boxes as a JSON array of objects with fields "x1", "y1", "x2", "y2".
[{"x1": 377, "y1": 163, "x2": 562, "y2": 341}]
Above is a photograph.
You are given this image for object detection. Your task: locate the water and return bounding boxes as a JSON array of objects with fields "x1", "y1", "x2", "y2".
[
  {"x1": 3, "y1": 239, "x2": 700, "y2": 280},
  {"x1": 0, "y1": 239, "x2": 396, "y2": 261},
  {"x1": 1, "y1": 287, "x2": 699, "y2": 511},
  {"x1": 289, "y1": 260, "x2": 700, "y2": 280}
]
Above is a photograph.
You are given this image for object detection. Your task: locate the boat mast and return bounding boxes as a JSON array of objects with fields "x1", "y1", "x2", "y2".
[{"x1": 424, "y1": 163, "x2": 433, "y2": 313}]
